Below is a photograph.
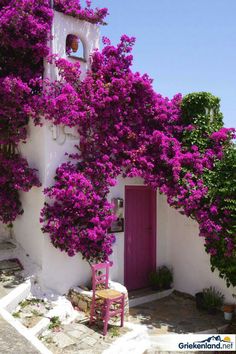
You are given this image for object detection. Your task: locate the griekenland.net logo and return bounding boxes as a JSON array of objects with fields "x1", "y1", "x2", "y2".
[{"x1": 179, "y1": 335, "x2": 234, "y2": 350}]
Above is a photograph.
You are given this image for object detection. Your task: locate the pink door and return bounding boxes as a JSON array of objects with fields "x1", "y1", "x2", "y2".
[{"x1": 125, "y1": 186, "x2": 156, "y2": 291}]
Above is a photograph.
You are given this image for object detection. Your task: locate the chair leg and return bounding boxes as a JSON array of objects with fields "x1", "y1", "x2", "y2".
[
  {"x1": 103, "y1": 300, "x2": 110, "y2": 336},
  {"x1": 120, "y1": 294, "x2": 125, "y2": 327}
]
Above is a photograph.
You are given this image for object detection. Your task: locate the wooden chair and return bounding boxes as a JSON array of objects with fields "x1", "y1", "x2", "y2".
[{"x1": 89, "y1": 262, "x2": 125, "y2": 336}]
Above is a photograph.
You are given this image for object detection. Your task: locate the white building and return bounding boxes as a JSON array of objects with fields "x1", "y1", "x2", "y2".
[{"x1": 4, "y1": 11, "x2": 234, "y2": 302}]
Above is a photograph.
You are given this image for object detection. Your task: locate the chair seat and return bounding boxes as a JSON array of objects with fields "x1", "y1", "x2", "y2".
[{"x1": 96, "y1": 289, "x2": 123, "y2": 300}]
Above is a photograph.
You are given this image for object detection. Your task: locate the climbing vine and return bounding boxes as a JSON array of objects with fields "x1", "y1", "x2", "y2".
[
  {"x1": 0, "y1": 0, "x2": 53, "y2": 224},
  {"x1": 181, "y1": 93, "x2": 236, "y2": 286},
  {"x1": 32, "y1": 38, "x2": 235, "y2": 286},
  {"x1": 54, "y1": 0, "x2": 108, "y2": 25},
  {"x1": 0, "y1": 1, "x2": 235, "y2": 286}
]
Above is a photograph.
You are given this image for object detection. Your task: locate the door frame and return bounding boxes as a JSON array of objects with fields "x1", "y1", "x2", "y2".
[{"x1": 124, "y1": 185, "x2": 157, "y2": 289}]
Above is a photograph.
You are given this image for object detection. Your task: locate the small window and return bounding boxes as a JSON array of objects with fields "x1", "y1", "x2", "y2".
[{"x1": 66, "y1": 34, "x2": 86, "y2": 62}]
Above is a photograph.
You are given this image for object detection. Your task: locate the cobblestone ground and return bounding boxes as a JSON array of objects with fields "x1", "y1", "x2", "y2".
[
  {"x1": 128, "y1": 292, "x2": 232, "y2": 354},
  {"x1": 40, "y1": 317, "x2": 130, "y2": 354},
  {"x1": 129, "y1": 291, "x2": 228, "y2": 334},
  {"x1": 0, "y1": 290, "x2": 233, "y2": 354},
  {"x1": 0, "y1": 315, "x2": 39, "y2": 354}
]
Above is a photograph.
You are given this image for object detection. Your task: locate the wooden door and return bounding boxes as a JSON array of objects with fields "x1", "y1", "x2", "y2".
[{"x1": 125, "y1": 186, "x2": 156, "y2": 291}]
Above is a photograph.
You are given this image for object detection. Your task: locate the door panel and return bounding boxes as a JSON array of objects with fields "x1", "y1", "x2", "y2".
[{"x1": 125, "y1": 186, "x2": 156, "y2": 291}]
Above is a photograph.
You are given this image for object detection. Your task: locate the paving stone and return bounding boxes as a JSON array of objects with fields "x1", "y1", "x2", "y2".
[
  {"x1": 0, "y1": 241, "x2": 16, "y2": 250},
  {"x1": 80, "y1": 336, "x2": 98, "y2": 346},
  {"x1": 53, "y1": 332, "x2": 76, "y2": 349},
  {"x1": 67, "y1": 329, "x2": 85, "y2": 339},
  {"x1": 78, "y1": 325, "x2": 96, "y2": 335},
  {"x1": 129, "y1": 291, "x2": 228, "y2": 334},
  {"x1": 0, "y1": 315, "x2": 39, "y2": 353},
  {"x1": 75, "y1": 350, "x2": 98, "y2": 354},
  {"x1": 65, "y1": 322, "x2": 87, "y2": 332}
]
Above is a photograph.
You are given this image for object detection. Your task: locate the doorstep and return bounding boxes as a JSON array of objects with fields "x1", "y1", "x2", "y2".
[{"x1": 129, "y1": 288, "x2": 173, "y2": 307}]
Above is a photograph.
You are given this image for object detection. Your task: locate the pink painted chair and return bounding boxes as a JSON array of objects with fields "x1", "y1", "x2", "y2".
[{"x1": 89, "y1": 262, "x2": 125, "y2": 336}]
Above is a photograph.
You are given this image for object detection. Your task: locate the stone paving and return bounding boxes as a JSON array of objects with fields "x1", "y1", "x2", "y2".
[
  {"x1": 0, "y1": 282, "x2": 233, "y2": 354},
  {"x1": 0, "y1": 315, "x2": 40, "y2": 354},
  {"x1": 40, "y1": 317, "x2": 130, "y2": 354},
  {"x1": 39, "y1": 291, "x2": 231, "y2": 354},
  {"x1": 129, "y1": 291, "x2": 228, "y2": 334},
  {"x1": 12, "y1": 297, "x2": 54, "y2": 328}
]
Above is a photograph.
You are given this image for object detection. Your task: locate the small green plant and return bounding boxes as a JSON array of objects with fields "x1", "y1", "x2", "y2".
[
  {"x1": 48, "y1": 316, "x2": 61, "y2": 330},
  {"x1": 31, "y1": 309, "x2": 43, "y2": 317},
  {"x1": 149, "y1": 266, "x2": 173, "y2": 290},
  {"x1": 202, "y1": 287, "x2": 224, "y2": 314},
  {"x1": 109, "y1": 326, "x2": 120, "y2": 338},
  {"x1": 12, "y1": 311, "x2": 21, "y2": 318},
  {"x1": 39, "y1": 335, "x2": 54, "y2": 344},
  {"x1": 19, "y1": 298, "x2": 44, "y2": 308}
]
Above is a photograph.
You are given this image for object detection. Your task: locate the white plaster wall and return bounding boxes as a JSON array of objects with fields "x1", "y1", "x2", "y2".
[
  {"x1": 44, "y1": 11, "x2": 100, "y2": 81},
  {"x1": 40, "y1": 123, "x2": 93, "y2": 293},
  {"x1": 156, "y1": 194, "x2": 170, "y2": 267},
  {"x1": 157, "y1": 194, "x2": 235, "y2": 303},
  {"x1": 40, "y1": 11, "x2": 100, "y2": 293},
  {"x1": 13, "y1": 121, "x2": 47, "y2": 266},
  {"x1": 41, "y1": 237, "x2": 91, "y2": 294},
  {"x1": 13, "y1": 11, "x2": 100, "y2": 292}
]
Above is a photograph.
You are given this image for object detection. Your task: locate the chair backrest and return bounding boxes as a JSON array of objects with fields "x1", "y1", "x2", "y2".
[{"x1": 91, "y1": 262, "x2": 110, "y2": 292}]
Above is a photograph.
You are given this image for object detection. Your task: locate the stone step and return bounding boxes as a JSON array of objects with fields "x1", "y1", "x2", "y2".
[
  {"x1": 0, "y1": 241, "x2": 16, "y2": 251},
  {"x1": 0, "y1": 258, "x2": 23, "y2": 273},
  {"x1": 129, "y1": 287, "x2": 173, "y2": 307}
]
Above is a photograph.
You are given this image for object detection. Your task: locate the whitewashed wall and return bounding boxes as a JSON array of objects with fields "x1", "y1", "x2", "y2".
[
  {"x1": 157, "y1": 194, "x2": 235, "y2": 303},
  {"x1": 45, "y1": 11, "x2": 99, "y2": 82},
  {"x1": 41, "y1": 11, "x2": 100, "y2": 294},
  {"x1": 14, "y1": 11, "x2": 100, "y2": 294},
  {"x1": 13, "y1": 121, "x2": 46, "y2": 266}
]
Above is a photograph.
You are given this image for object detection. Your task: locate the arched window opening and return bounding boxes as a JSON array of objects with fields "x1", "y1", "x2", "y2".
[{"x1": 66, "y1": 34, "x2": 85, "y2": 61}]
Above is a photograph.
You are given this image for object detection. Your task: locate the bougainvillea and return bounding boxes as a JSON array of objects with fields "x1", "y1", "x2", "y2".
[
  {"x1": 31, "y1": 35, "x2": 236, "y2": 286},
  {"x1": 0, "y1": 0, "x2": 53, "y2": 80},
  {"x1": 40, "y1": 162, "x2": 116, "y2": 261},
  {"x1": 0, "y1": 0, "x2": 52, "y2": 223},
  {"x1": 1, "y1": 1, "x2": 235, "y2": 286},
  {"x1": 54, "y1": 0, "x2": 108, "y2": 25},
  {"x1": 0, "y1": 151, "x2": 41, "y2": 223}
]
